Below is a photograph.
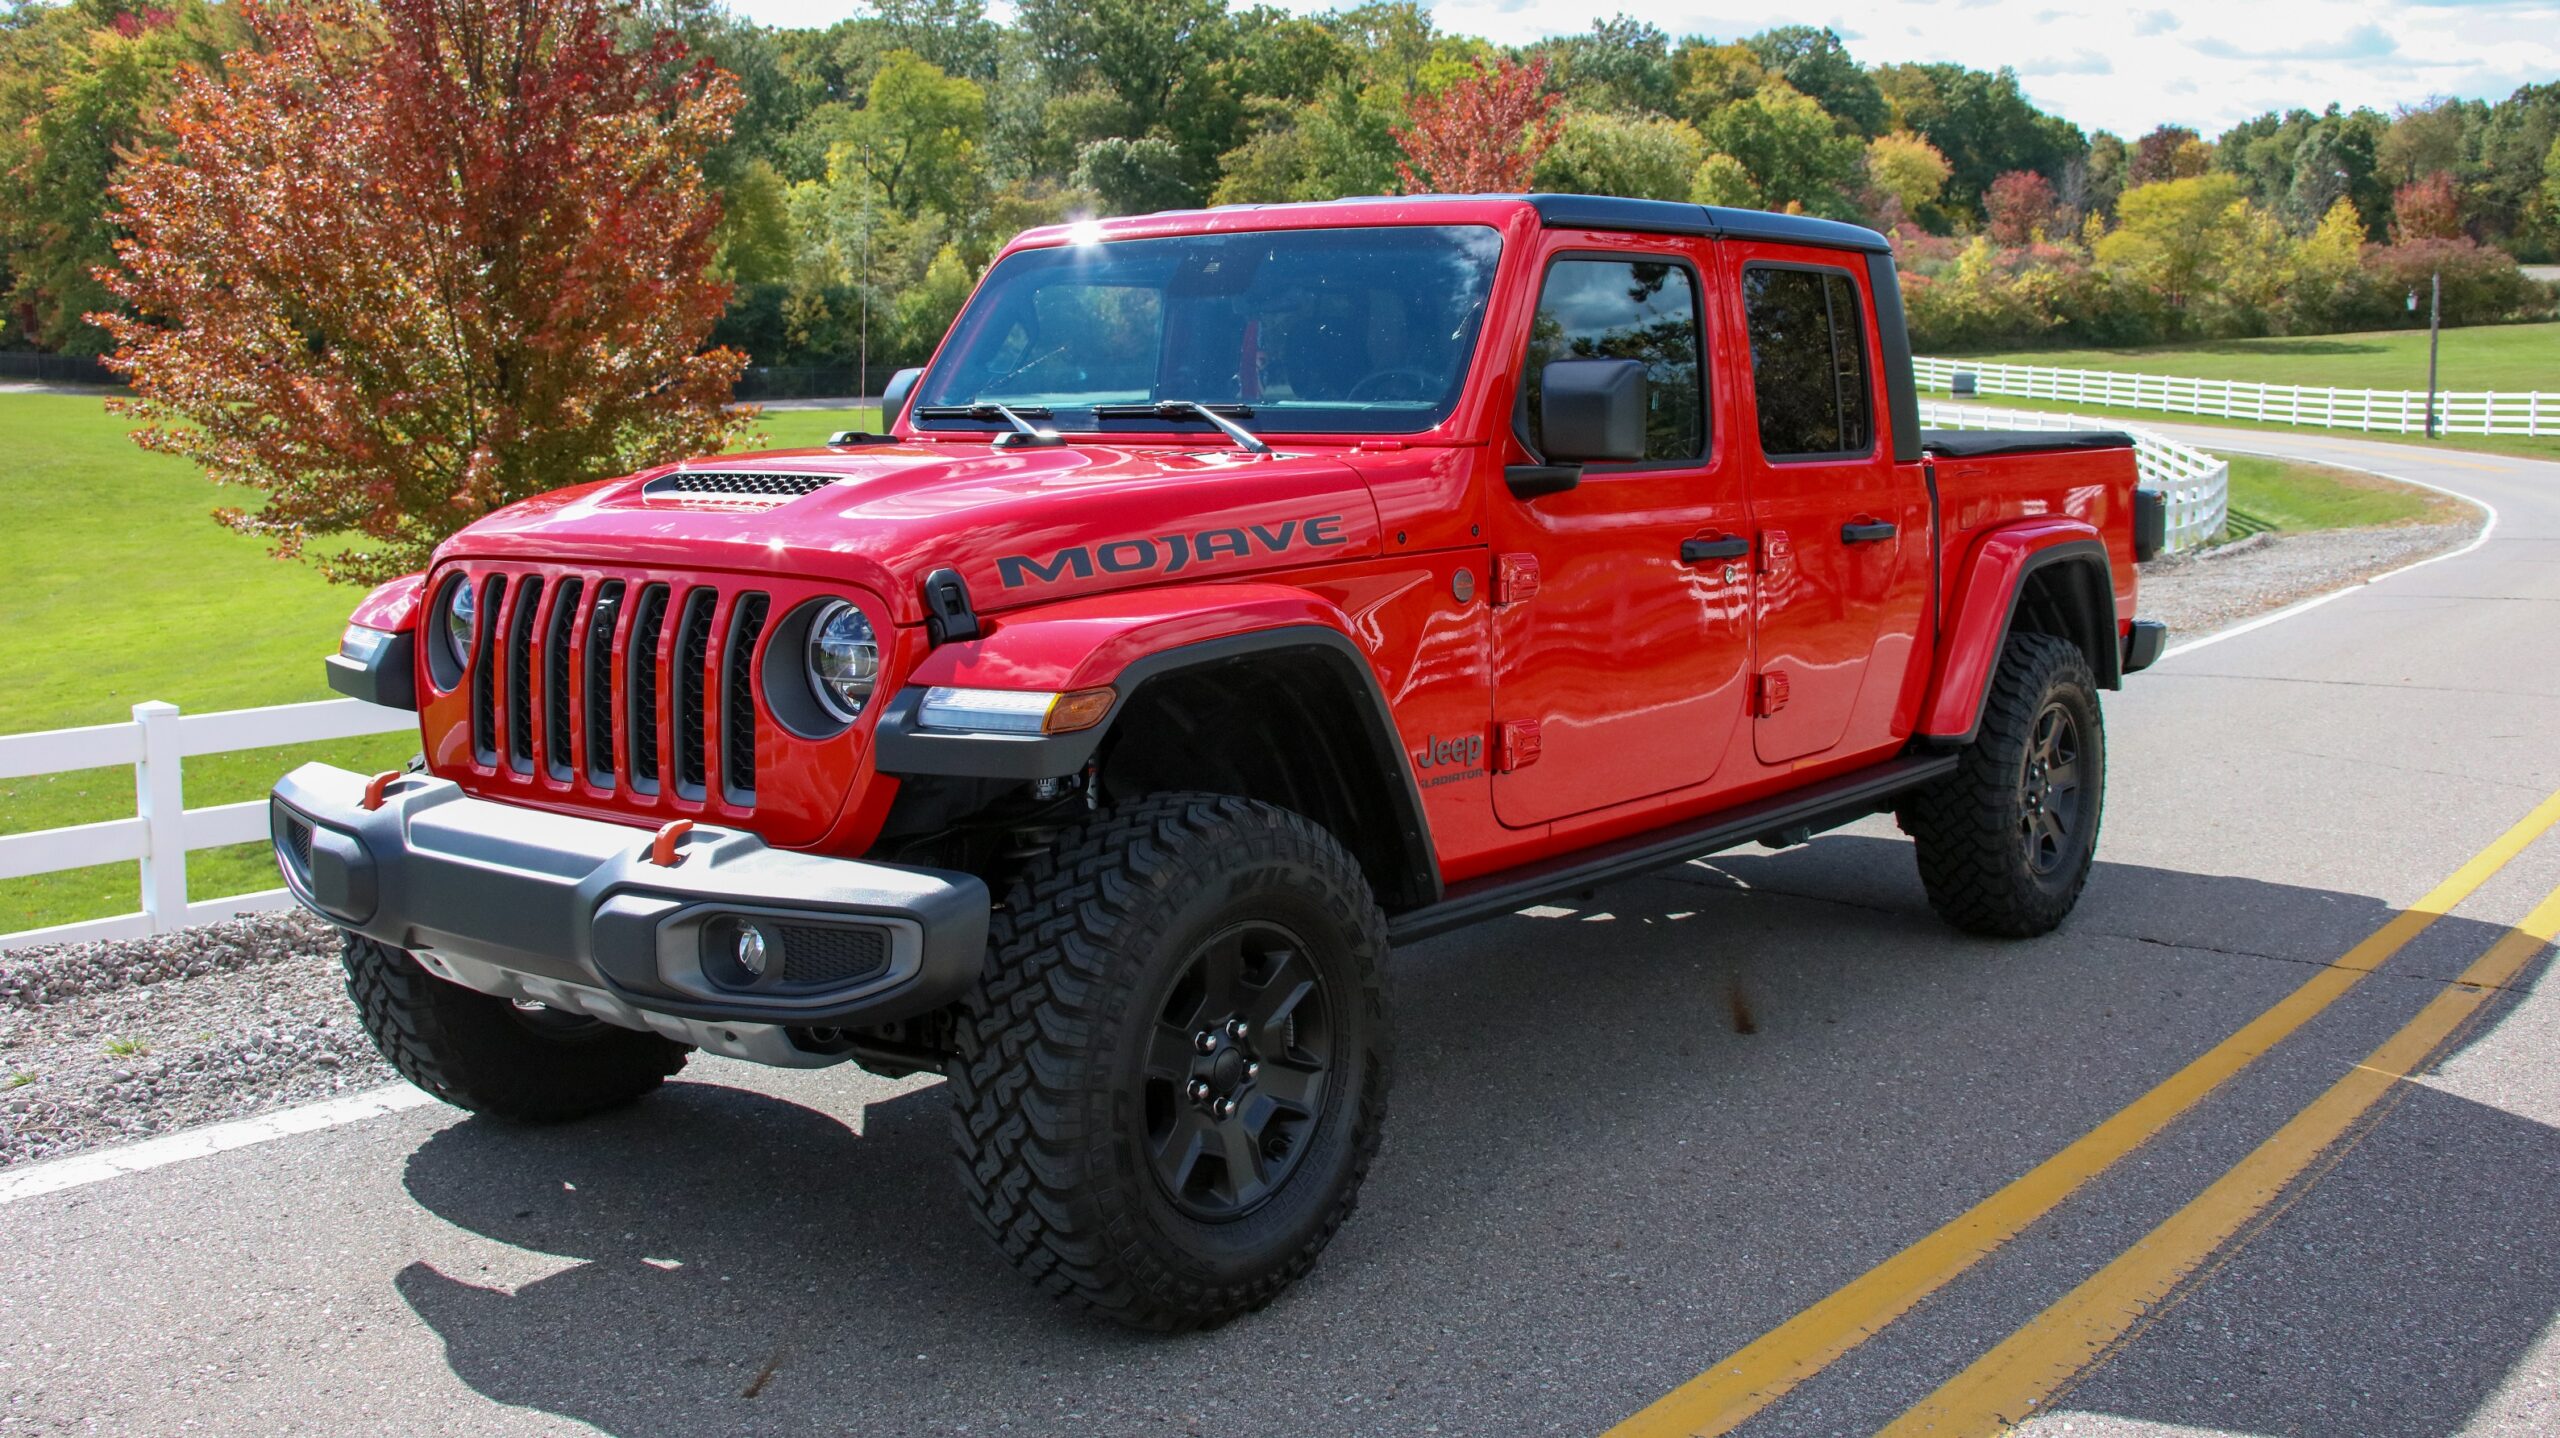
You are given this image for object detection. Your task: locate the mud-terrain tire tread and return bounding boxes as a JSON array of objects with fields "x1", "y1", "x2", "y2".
[
  {"x1": 945, "y1": 792, "x2": 1390, "y2": 1331},
  {"x1": 341, "y1": 932, "x2": 689, "y2": 1121},
  {"x1": 1901, "y1": 632, "x2": 2105, "y2": 937}
]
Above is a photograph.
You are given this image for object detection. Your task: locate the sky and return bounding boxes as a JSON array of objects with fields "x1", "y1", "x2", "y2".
[{"x1": 724, "y1": 0, "x2": 2560, "y2": 139}]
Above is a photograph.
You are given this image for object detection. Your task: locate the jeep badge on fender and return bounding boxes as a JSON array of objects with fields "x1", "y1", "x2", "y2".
[{"x1": 279, "y1": 195, "x2": 2163, "y2": 1336}]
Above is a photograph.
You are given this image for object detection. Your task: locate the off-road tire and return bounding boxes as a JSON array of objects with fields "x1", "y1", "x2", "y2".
[
  {"x1": 1901, "y1": 632, "x2": 2106, "y2": 937},
  {"x1": 341, "y1": 932, "x2": 690, "y2": 1121},
  {"x1": 946, "y1": 793, "x2": 1392, "y2": 1331}
]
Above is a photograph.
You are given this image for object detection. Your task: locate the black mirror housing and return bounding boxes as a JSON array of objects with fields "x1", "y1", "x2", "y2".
[
  {"x1": 880, "y1": 367, "x2": 926, "y2": 427},
  {"x1": 1538, "y1": 358, "x2": 1648, "y2": 463}
]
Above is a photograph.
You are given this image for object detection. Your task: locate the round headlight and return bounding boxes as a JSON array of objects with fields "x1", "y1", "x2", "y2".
[
  {"x1": 443, "y1": 578, "x2": 477, "y2": 671},
  {"x1": 806, "y1": 600, "x2": 878, "y2": 722}
]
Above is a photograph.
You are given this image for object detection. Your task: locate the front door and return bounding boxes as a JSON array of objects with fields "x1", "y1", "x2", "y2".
[
  {"x1": 1729, "y1": 253, "x2": 1922, "y2": 764},
  {"x1": 1490, "y1": 245, "x2": 1753, "y2": 828}
]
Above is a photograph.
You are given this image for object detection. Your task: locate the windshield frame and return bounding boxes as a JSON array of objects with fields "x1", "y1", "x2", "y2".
[{"x1": 905, "y1": 221, "x2": 1511, "y2": 444}]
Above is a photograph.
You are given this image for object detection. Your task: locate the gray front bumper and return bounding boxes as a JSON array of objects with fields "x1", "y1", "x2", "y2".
[{"x1": 269, "y1": 764, "x2": 988, "y2": 1067}]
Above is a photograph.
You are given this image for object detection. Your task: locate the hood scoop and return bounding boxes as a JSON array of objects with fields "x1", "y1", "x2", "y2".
[{"x1": 642, "y1": 470, "x2": 839, "y2": 503}]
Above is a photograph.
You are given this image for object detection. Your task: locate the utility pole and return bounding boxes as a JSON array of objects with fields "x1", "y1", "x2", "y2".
[
  {"x1": 2425, "y1": 269, "x2": 2441, "y2": 440},
  {"x1": 859, "y1": 144, "x2": 872, "y2": 412}
]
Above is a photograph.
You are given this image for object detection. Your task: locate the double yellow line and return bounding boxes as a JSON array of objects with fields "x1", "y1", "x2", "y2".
[{"x1": 1612, "y1": 786, "x2": 2560, "y2": 1438}]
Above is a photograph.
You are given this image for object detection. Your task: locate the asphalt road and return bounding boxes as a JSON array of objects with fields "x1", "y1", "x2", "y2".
[{"x1": 7, "y1": 425, "x2": 2559, "y2": 1437}]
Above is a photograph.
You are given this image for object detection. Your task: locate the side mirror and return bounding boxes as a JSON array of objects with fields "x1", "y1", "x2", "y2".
[
  {"x1": 879, "y1": 367, "x2": 926, "y2": 428},
  {"x1": 1539, "y1": 358, "x2": 1648, "y2": 463}
]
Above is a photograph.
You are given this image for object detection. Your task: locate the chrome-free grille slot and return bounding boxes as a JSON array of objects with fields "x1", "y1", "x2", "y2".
[
  {"x1": 646, "y1": 471, "x2": 835, "y2": 498},
  {"x1": 722, "y1": 594, "x2": 768, "y2": 804},
  {"x1": 504, "y1": 575, "x2": 544, "y2": 774},
  {"x1": 469, "y1": 574, "x2": 505, "y2": 763},
  {"x1": 543, "y1": 578, "x2": 582, "y2": 781},
  {"x1": 583, "y1": 581, "x2": 624, "y2": 788},
  {"x1": 673, "y1": 589, "x2": 718, "y2": 798},
  {"x1": 776, "y1": 923, "x2": 889, "y2": 987},
  {"x1": 625, "y1": 584, "x2": 670, "y2": 792}
]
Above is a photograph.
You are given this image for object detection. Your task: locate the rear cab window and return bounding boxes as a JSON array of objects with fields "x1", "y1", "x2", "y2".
[
  {"x1": 1521, "y1": 255, "x2": 1707, "y2": 464},
  {"x1": 1740, "y1": 265, "x2": 1874, "y2": 461}
]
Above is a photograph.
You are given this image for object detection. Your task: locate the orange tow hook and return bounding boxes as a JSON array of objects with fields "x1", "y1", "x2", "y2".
[
  {"x1": 648, "y1": 819, "x2": 695, "y2": 867},
  {"x1": 359, "y1": 770, "x2": 404, "y2": 812}
]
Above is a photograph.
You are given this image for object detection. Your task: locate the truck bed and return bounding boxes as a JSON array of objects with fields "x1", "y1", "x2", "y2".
[{"x1": 1920, "y1": 429, "x2": 2135, "y2": 459}]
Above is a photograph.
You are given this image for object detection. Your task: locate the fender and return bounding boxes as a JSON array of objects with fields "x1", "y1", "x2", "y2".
[
  {"x1": 872, "y1": 583, "x2": 1440, "y2": 902},
  {"x1": 328, "y1": 573, "x2": 427, "y2": 710},
  {"x1": 1916, "y1": 520, "x2": 2119, "y2": 745}
]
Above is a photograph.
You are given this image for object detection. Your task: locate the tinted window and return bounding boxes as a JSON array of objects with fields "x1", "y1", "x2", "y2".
[
  {"x1": 1742, "y1": 267, "x2": 1873, "y2": 459},
  {"x1": 1523, "y1": 258, "x2": 1703, "y2": 462},
  {"x1": 913, "y1": 225, "x2": 1504, "y2": 436}
]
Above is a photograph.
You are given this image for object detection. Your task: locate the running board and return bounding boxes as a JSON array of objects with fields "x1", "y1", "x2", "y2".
[{"x1": 1385, "y1": 753, "x2": 1959, "y2": 944}]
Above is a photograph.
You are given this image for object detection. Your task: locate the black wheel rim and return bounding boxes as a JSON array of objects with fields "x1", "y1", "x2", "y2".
[
  {"x1": 2019, "y1": 700, "x2": 2086, "y2": 876},
  {"x1": 1140, "y1": 920, "x2": 1334, "y2": 1221}
]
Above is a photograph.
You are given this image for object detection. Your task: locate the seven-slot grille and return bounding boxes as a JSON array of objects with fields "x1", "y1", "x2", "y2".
[{"x1": 458, "y1": 570, "x2": 770, "y2": 809}]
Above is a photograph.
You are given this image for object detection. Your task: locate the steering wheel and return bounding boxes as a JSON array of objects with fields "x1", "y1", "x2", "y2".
[{"x1": 1344, "y1": 368, "x2": 1439, "y2": 401}]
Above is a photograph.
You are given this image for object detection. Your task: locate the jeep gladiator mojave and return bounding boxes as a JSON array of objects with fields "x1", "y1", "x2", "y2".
[{"x1": 273, "y1": 194, "x2": 2167, "y2": 1330}]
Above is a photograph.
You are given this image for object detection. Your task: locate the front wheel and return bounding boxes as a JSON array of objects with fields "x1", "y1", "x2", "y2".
[
  {"x1": 1900, "y1": 632, "x2": 2106, "y2": 937},
  {"x1": 341, "y1": 933, "x2": 690, "y2": 1121},
  {"x1": 946, "y1": 793, "x2": 1391, "y2": 1330}
]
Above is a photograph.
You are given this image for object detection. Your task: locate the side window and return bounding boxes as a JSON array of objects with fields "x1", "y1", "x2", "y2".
[
  {"x1": 1523, "y1": 257, "x2": 1704, "y2": 463},
  {"x1": 1741, "y1": 266, "x2": 1873, "y2": 460}
]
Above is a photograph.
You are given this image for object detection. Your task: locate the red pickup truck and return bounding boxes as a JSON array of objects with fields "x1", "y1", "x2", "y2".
[{"x1": 274, "y1": 194, "x2": 2166, "y2": 1329}]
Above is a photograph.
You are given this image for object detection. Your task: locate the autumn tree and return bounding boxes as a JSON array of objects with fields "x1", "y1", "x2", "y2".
[
  {"x1": 1864, "y1": 131, "x2": 1952, "y2": 224},
  {"x1": 1393, "y1": 56, "x2": 1560, "y2": 194},
  {"x1": 2392, "y1": 171, "x2": 2463, "y2": 240},
  {"x1": 1984, "y1": 169, "x2": 2057, "y2": 244},
  {"x1": 93, "y1": 0, "x2": 750, "y2": 584}
]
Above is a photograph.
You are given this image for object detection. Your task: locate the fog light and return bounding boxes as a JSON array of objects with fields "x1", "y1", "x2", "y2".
[{"x1": 735, "y1": 924, "x2": 770, "y2": 979}]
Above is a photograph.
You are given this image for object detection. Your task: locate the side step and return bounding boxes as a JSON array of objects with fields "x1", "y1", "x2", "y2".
[{"x1": 1385, "y1": 753, "x2": 1958, "y2": 945}]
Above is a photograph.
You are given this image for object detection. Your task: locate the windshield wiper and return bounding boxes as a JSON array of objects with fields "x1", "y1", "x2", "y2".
[
  {"x1": 1091, "y1": 400, "x2": 1271, "y2": 456},
  {"x1": 912, "y1": 403, "x2": 1061, "y2": 448}
]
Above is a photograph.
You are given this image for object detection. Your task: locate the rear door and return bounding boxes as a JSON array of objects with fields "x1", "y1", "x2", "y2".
[
  {"x1": 1728, "y1": 250, "x2": 1928, "y2": 764},
  {"x1": 1489, "y1": 241, "x2": 1753, "y2": 828}
]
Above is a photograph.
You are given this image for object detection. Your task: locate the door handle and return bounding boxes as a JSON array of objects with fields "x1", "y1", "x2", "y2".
[
  {"x1": 1841, "y1": 520, "x2": 1898, "y2": 544},
  {"x1": 1681, "y1": 535, "x2": 1751, "y2": 563}
]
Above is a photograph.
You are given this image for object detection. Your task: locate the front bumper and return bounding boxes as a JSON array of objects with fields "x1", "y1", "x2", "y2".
[{"x1": 269, "y1": 763, "x2": 988, "y2": 1067}]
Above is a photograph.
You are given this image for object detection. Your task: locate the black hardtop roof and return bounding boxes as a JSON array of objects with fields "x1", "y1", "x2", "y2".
[{"x1": 1524, "y1": 194, "x2": 1893, "y2": 254}]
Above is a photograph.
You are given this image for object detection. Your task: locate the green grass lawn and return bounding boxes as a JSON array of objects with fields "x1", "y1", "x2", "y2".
[
  {"x1": 0, "y1": 395, "x2": 875, "y2": 935},
  {"x1": 2215, "y1": 453, "x2": 2469, "y2": 536},
  {"x1": 1941, "y1": 321, "x2": 2560, "y2": 392}
]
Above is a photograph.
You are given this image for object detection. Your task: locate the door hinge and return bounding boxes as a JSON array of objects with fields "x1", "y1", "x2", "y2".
[
  {"x1": 1754, "y1": 671, "x2": 1791, "y2": 717},
  {"x1": 1497, "y1": 719, "x2": 1542, "y2": 772},
  {"x1": 1494, "y1": 552, "x2": 1541, "y2": 606}
]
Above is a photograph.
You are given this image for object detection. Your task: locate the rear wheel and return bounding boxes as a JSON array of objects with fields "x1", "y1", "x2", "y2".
[
  {"x1": 1901, "y1": 632, "x2": 2105, "y2": 937},
  {"x1": 946, "y1": 793, "x2": 1390, "y2": 1330},
  {"x1": 341, "y1": 933, "x2": 690, "y2": 1121}
]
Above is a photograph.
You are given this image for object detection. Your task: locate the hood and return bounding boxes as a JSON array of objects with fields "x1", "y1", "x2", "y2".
[{"x1": 438, "y1": 440, "x2": 1386, "y2": 624}]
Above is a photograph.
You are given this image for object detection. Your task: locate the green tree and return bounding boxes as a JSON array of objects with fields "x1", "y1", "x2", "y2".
[
  {"x1": 1873, "y1": 61, "x2": 2084, "y2": 217},
  {"x1": 1536, "y1": 15, "x2": 1675, "y2": 116},
  {"x1": 1073, "y1": 134, "x2": 1196, "y2": 213},
  {"x1": 0, "y1": 0, "x2": 248, "y2": 353},
  {"x1": 2095, "y1": 173, "x2": 2248, "y2": 315},
  {"x1": 843, "y1": 50, "x2": 986, "y2": 215},
  {"x1": 1745, "y1": 25, "x2": 1885, "y2": 138},
  {"x1": 1690, "y1": 153, "x2": 1758, "y2": 208},
  {"x1": 1015, "y1": 0, "x2": 1229, "y2": 140},
  {"x1": 1534, "y1": 110, "x2": 1704, "y2": 201},
  {"x1": 1671, "y1": 39, "x2": 1764, "y2": 125},
  {"x1": 1699, "y1": 81, "x2": 1865, "y2": 218},
  {"x1": 1865, "y1": 131, "x2": 1951, "y2": 225}
]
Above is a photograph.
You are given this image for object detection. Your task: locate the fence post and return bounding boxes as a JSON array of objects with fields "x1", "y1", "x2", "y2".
[{"x1": 133, "y1": 700, "x2": 186, "y2": 933}]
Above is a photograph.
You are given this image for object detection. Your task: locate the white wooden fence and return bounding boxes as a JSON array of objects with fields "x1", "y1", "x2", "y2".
[
  {"x1": 0, "y1": 698, "x2": 414, "y2": 952},
  {"x1": 1919, "y1": 400, "x2": 2230, "y2": 554},
  {"x1": 1914, "y1": 355, "x2": 2560, "y2": 438}
]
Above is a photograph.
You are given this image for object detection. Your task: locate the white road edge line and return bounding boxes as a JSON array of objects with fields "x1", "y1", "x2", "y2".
[
  {"x1": 2156, "y1": 443, "x2": 2500, "y2": 662},
  {"x1": 0, "y1": 1083, "x2": 438, "y2": 1204},
  {"x1": 0, "y1": 442, "x2": 2513, "y2": 1207}
]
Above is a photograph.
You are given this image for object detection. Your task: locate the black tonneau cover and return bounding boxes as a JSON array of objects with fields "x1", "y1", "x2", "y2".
[{"x1": 1919, "y1": 429, "x2": 2135, "y2": 459}]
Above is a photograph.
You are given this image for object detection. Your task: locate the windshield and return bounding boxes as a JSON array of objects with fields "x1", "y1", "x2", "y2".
[{"x1": 912, "y1": 225, "x2": 1505, "y2": 437}]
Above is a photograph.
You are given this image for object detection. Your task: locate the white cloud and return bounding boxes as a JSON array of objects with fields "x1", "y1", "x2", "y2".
[{"x1": 727, "y1": 0, "x2": 2560, "y2": 137}]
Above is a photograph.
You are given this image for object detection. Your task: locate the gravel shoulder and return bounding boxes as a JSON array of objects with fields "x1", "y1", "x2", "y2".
[
  {"x1": 0, "y1": 504, "x2": 2487, "y2": 1173},
  {"x1": 2135, "y1": 520, "x2": 2478, "y2": 642}
]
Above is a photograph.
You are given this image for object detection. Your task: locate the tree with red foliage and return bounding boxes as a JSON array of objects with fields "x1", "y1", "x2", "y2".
[
  {"x1": 1984, "y1": 169, "x2": 2057, "y2": 245},
  {"x1": 1393, "y1": 57, "x2": 1563, "y2": 195},
  {"x1": 93, "y1": 0, "x2": 750, "y2": 584},
  {"x1": 2392, "y1": 171, "x2": 2463, "y2": 241}
]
